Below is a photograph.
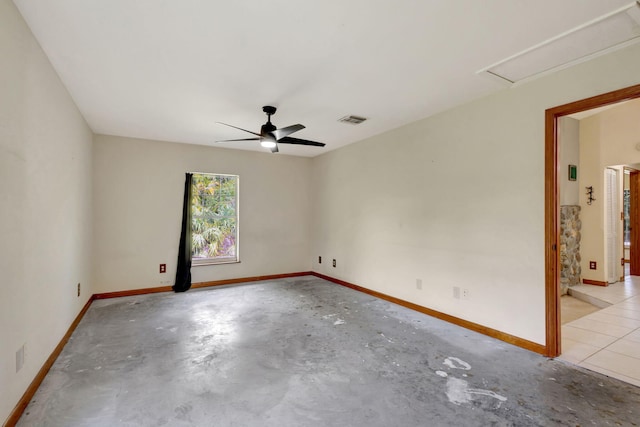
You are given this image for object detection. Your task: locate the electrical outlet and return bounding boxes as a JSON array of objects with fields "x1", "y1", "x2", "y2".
[
  {"x1": 318, "y1": 256, "x2": 322, "y2": 264},
  {"x1": 77, "y1": 283, "x2": 81, "y2": 297},
  {"x1": 416, "y1": 279, "x2": 422, "y2": 290},
  {"x1": 159, "y1": 263, "x2": 167, "y2": 274},
  {"x1": 462, "y1": 288, "x2": 469, "y2": 300},
  {"x1": 453, "y1": 286, "x2": 460, "y2": 299},
  {"x1": 589, "y1": 261, "x2": 597, "y2": 270},
  {"x1": 332, "y1": 259, "x2": 336, "y2": 268}
]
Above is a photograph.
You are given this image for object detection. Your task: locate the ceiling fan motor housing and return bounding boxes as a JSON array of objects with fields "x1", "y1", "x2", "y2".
[{"x1": 261, "y1": 122, "x2": 277, "y2": 135}]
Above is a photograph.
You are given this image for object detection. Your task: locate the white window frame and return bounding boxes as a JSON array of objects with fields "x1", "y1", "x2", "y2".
[{"x1": 191, "y1": 172, "x2": 240, "y2": 266}]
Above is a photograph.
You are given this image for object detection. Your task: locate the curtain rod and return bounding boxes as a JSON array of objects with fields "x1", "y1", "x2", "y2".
[{"x1": 188, "y1": 172, "x2": 238, "y2": 177}]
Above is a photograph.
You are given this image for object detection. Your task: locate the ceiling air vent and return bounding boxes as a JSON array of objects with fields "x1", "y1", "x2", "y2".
[
  {"x1": 479, "y1": 1, "x2": 640, "y2": 85},
  {"x1": 338, "y1": 115, "x2": 367, "y2": 125}
]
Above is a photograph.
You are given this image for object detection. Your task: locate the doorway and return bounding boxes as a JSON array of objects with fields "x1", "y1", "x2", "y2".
[
  {"x1": 545, "y1": 83, "x2": 640, "y2": 357},
  {"x1": 630, "y1": 169, "x2": 640, "y2": 276},
  {"x1": 605, "y1": 167, "x2": 620, "y2": 285}
]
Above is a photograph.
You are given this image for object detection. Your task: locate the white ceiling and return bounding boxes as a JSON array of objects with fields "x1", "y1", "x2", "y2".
[{"x1": 13, "y1": 0, "x2": 634, "y2": 157}]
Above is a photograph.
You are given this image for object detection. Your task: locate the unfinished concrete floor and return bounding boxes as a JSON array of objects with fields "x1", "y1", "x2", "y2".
[{"x1": 17, "y1": 276, "x2": 640, "y2": 426}]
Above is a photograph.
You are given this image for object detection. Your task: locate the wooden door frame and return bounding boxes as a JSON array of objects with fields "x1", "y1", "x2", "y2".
[
  {"x1": 630, "y1": 170, "x2": 640, "y2": 275},
  {"x1": 624, "y1": 167, "x2": 636, "y2": 278},
  {"x1": 545, "y1": 83, "x2": 640, "y2": 357}
]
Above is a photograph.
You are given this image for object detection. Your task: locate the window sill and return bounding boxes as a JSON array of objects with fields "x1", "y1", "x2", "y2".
[{"x1": 192, "y1": 259, "x2": 240, "y2": 267}]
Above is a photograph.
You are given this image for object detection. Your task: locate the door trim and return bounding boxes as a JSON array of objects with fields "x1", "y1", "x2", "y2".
[
  {"x1": 605, "y1": 168, "x2": 619, "y2": 284},
  {"x1": 545, "y1": 83, "x2": 640, "y2": 357},
  {"x1": 630, "y1": 170, "x2": 640, "y2": 275}
]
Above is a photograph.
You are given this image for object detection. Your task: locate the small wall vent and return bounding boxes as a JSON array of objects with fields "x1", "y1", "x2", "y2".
[{"x1": 338, "y1": 115, "x2": 367, "y2": 125}]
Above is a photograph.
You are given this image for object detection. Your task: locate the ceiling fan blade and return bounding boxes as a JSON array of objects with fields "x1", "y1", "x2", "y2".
[
  {"x1": 278, "y1": 136, "x2": 325, "y2": 147},
  {"x1": 215, "y1": 137, "x2": 260, "y2": 143},
  {"x1": 270, "y1": 124, "x2": 305, "y2": 140},
  {"x1": 270, "y1": 144, "x2": 279, "y2": 153},
  {"x1": 216, "y1": 122, "x2": 261, "y2": 137}
]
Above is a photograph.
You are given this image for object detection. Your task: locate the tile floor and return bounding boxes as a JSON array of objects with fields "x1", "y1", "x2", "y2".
[
  {"x1": 560, "y1": 295, "x2": 599, "y2": 324},
  {"x1": 559, "y1": 270, "x2": 640, "y2": 387}
]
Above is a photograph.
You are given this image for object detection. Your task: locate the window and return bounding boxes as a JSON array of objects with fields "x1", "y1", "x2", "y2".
[
  {"x1": 624, "y1": 188, "x2": 631, "y2": 246},
  {"x1": 191, "y1": 173, "x2": 239, "y2": 265},
  {"x1": 624, "y1": 168, "x2": 631, "y2": 247}
]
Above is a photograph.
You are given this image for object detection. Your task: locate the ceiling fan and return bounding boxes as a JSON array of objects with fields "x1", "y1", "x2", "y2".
[{"x1": 216, "y1": 106, "x2": 325, "y2": 153}]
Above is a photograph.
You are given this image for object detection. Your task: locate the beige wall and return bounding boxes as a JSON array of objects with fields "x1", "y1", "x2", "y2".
[
  {"x1": 578, "y1": 117, "x2": 605, "y2": 282},
  {"x1": 4, "y1": 0, "x2": 640, "y2": 421},
  {"x1": 0, "y1": 0, "x2": 94, "y2": 421},
  {"x1": 579, "y1": 99, "x2": 640, "y2": 283},
  {"x1": 559, "y1": 118, "x2": 580, "y2": 206},
  {"x1": 311, "y1": 43, "x2": 640, "y2": 345},
  {"x1": 92, "y1": 135, "x2": 312, "y2": 292}
]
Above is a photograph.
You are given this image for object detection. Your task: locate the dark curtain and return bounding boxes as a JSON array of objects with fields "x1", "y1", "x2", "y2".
[{"x1": 173, "y1": 173, "x2": 193, "y2": 292}]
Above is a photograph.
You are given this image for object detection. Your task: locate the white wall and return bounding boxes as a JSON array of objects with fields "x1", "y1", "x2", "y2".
[
  {"x1": 92, "y1": 135, "x2": 312, "y2": 293},
  {"x1": 579, "y1": 99, "x2": 640, "y2": 283},
  {"x1": 559, "y1": 117, "x2": 580, "y2": 206},
  {"x1": 311, "y1": 43, "x2": 640, "y2": 345},
  {"x1": 0, "y1": 0, "x2": 93, "y2": 422}
]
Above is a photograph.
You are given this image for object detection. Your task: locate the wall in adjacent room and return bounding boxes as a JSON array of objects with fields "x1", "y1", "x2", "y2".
[
  {"x1": 92, "y1": 135, "x2": 312, "y2": 293},
  {"x1": 0, "y1": 0, "x2": 93, "y2": 421},
  {"x1": 310, "y1": 43, "x2": 640, "y2": 345},
  {"x1": 579, "y1": 98, "x2": 640, "y2": 284},
  {"x1": 559, "y1": 117, "x2": 580, "y2": 206}
]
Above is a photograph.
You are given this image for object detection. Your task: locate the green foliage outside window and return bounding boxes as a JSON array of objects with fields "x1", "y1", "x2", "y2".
[{"x1": 191, "y1": 173, "x2": 238, "y2": 261}]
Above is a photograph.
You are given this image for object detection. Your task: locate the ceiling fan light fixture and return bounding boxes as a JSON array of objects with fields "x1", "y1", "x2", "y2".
[
  {"x1": 260, "y1": 139, "x2": 277, "y2": 148},
  {"x1": 216, "y1": 106, "x2": 325, "y2": 152}
]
